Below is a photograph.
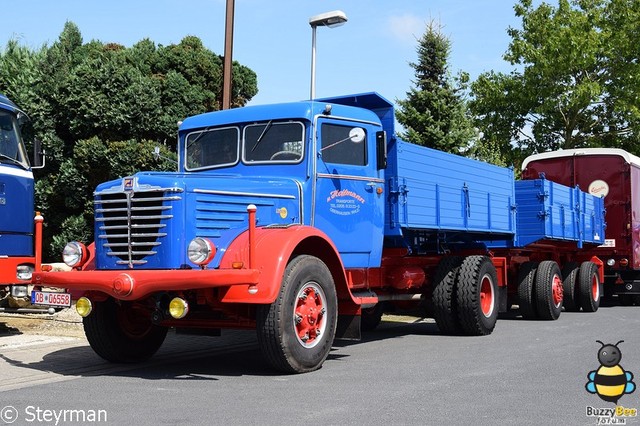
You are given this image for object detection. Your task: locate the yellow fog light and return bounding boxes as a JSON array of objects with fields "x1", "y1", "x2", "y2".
[
  {"x1": 169, "y1": 297, "x2": 189, "y2": 319},
  {"x1": 76, "y1": 297, "x2": 93, "y2": 317}
]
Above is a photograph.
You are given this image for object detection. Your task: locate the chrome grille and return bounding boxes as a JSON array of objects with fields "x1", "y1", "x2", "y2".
[{"x1": 95, "y1": 190, "x2": 181, "y2": 267}]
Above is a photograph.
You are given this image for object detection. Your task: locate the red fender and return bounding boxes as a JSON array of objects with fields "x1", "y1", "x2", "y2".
[{"x1": 219, "y1": 225, "x2": 353, "y2": 305}]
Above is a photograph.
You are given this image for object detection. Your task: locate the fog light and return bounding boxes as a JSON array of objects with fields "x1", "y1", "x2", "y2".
[
  {"x1": 63, "y1": 242, "x2": 89, "y2": 268},
  {"x1": 620, "y1": 258, "x2": 629, "y2": 267},
  {"x1": 76, "y1": 297, "x2": 93, "y2": 317},
  {"x1": 169, "y1": 297, "x2": 189, "y2": 319},
  {"x1": 188, "y1": 237, "x2": 216, "y2": 266},
  {"x1": 10, "y1": 285, "x2": 28, "y2": 298},
  {"x1": 607, "y1": 258, "x2": 616, "y2": 267}
]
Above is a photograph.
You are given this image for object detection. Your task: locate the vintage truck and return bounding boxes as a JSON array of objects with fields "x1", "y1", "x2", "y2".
[
  {"x1": 0, "y1": 93, "x2": 56, "y2": 313},
  {"x1": 523, "y1": 148, "x2": 640, "y2": 306},
  {"x1": 32, "y1": 92, "x2": 605, "y2": 373}
]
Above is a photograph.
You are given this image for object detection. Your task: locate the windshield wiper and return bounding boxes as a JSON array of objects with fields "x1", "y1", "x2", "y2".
[
  {"x1": 251, "y1": 120, "x2": 273, "y2": 152},
  {"x1": 0, "y1": 153, "x2": 27, "y2": 169}
]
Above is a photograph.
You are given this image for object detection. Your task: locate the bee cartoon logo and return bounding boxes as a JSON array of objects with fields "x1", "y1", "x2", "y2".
[{"x1": 585, "y1": 340, "x2": 636, "y2": 403}]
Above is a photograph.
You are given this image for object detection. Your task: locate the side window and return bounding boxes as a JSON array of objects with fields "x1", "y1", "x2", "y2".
[{"x1": 320, "y1": 123, "x2": 367, "y2": 166}]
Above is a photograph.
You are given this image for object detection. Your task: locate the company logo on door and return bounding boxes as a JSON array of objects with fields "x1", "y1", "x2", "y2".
[
  {"x1": 589, "y1": 180, "x2": 609, "y2": 198},
  {"x1": 327, "y1": 189, "x2": 365, "y2": 216}
]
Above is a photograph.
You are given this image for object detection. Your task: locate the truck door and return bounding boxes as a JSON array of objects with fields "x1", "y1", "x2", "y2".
[{"x1": 313, "y1": 119, "x2": 384, "y2": 268}]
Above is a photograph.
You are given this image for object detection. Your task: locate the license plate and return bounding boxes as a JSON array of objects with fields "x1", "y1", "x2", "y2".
[{"x1": 31, "y1": 291, "x2": 72, "y2": 307}]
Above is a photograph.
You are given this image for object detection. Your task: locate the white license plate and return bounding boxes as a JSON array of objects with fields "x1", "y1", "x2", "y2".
[{"x1": 31, "y1": 291, "x2": 72, "y2": 307}]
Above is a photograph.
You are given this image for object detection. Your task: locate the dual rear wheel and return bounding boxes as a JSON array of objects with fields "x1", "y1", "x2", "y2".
[{"x1": 432, "y1": 255, "x2": 498, "y2": 336}]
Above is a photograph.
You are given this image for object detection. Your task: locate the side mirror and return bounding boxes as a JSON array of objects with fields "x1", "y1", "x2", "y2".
[
  {"x1": 376, "y1": 131, "x2": 387, "y2": 170},
  {"x1": 31, "y1": 139, "x2": 45, "y2": 169}
]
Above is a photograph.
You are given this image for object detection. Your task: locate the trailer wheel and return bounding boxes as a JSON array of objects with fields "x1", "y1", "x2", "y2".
[
  {"x1": 561, "y1": 262, "x2": 580, "y2": 312},
  {"x1": 456, "y1": 256, "x2": 498, "y2": 336},
  {"x1": 578, "y1": 261, "x2": 600, "y2": 312},
  {"x1": 83, "y1": 298, "x2": 168, "y2": 363},
  {"x1": 432, "y1": 256, "x2": 463, "y2": 335},
  {"x1": 517, "y1": 262, "x2": 538, "y2": 319},
  {"x1": 535, "y1": 260, "x2": 563, "y2": 320},
  {"x1": 256, "y1": 255, "x2": 337, "y2": 373}
]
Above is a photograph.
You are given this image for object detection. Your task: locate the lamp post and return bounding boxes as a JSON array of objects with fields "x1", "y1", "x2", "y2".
[
  {"x1": 222, "y1": 0, "x2": 235, "y2": 110},
  {"x1": 309, "y1": 10, "x2": 348, "y2": 100}
]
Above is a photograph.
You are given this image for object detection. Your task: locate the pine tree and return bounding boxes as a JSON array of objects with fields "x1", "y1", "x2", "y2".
[{"x1": 396, "y1": 20, "x2": 476, "y2": 153}]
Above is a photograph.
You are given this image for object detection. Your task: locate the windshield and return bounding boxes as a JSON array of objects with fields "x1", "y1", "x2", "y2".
[
  {"x1": 0, "y1": 110, "x2": 29, "y2": 168},
  {"x1": 184, "y1": 121, "x2": 305, "y2": 170}
]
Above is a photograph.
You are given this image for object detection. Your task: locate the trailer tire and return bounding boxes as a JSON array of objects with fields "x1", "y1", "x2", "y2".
[
  {"x1": 535, "y1": 261, "x2": 563, "y2": 320},
  {"x1": 432, "y1": 256, "x2": 464, "y2": 335},
  {"x1": 561, "y1": 262, "x2": 580, "y2": 312},
  {"x1": 578, "y1": 261, "x2": 600, "y2": 312},
  {"x1": 256, "y1": 255, "x2": 337, "y2": 373},
  {"x1": 517, "y1": 262, "x2": 538, "y2": 319},
  {"x1": 456, "y1": 256, "x2": 498, "y2": 336},
  {"x1": 83, "y1": 298, "x2": 168, "y2": 363}
]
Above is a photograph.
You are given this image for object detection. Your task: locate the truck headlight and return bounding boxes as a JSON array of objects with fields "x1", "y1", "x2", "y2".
[
  {"x1": 188, "y1": 237, "x2": 216, "y2": 266},
  {"x1": 16, "y1": 265, "x2": 34, "y2": 281},
  {"x1": 63, "y1": 242, "x2": 89, "y2": 268}
]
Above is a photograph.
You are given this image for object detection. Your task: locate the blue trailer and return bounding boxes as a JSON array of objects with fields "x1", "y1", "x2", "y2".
[{"x1": 33, "y1": 92, "x2": 605, "y2": 373}]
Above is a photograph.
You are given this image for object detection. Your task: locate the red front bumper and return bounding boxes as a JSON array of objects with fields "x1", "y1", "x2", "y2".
[{"x1": 32, "y1": 268, "x2": 260, "y2": 301}]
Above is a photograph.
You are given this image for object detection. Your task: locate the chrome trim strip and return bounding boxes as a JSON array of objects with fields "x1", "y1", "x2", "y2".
[
  {"x1": 193, "y1": 188, "x2": 296, "y2": 199},
  {"x1": 317, "y1": 173, "x2": 384, "y2": 183}
]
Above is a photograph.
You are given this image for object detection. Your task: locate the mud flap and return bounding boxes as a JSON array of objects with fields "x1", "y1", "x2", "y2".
[{"x1": 335, "y1": 314, "x2": 361, "y2": 341}]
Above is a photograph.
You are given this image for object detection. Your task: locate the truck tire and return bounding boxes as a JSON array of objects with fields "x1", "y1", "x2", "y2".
[
  {"x1": 517, "y1": 262, "x2": 538, "y2": 319},
  {"x1": 456, "y1": 256, "x2": 498, "y2": 336},
  {"x1": 256, "y1": 255, "x2": 337, "y2": 373},
  {"x1": 534, "y1": 260, "x2": 563, "y2": 320},
  {"x1": 431, "y1": 256, "x2": 463, "y2": 335},
  {"x1": 83, "y1": 298, "x2": 168, "y2": 363},
  {"x1": 561, "y1": 262, "x2": 580, "y2": 312},
  {"x1": 578, "y1": 261, "x2": 600, "y2": 312},
  {"x1": 361, "y1": 303, "x2": 384, "y2": 332}
]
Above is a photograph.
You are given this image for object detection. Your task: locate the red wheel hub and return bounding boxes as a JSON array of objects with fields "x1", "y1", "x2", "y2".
[
  {"x1": 294, "y1": 283, "x2": 326, "y2": 348},
  {"x1": 591, "y1": 275, "x2": 600, "y2": 301},
  {"x1": 480, "y1": 275, "x2": 495, "y2": 317},
  {"x1": 552, "y1": 274, "x2": 563, "y2": 307}
]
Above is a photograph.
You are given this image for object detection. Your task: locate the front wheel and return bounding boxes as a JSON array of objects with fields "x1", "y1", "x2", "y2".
[
  {"x1": 257, "y1": 255, "x2": 337, "y2": 373},
  {"x1": 83, "y1": 298, "x2": 168, "y2": 363}
]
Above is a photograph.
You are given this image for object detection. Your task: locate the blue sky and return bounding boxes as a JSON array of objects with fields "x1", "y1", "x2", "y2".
[{"x1": 1, "y1": 1, "x2": 525, "y2": 107}]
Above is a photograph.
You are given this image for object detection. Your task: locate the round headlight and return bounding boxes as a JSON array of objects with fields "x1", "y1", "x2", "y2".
[
  {"x1": 607, "y1": 258, "x2": 616, "y2": 267},
  {"x1": 63, "y1": 242, "x2": 88, "y2": 268},
  {"x1": 188, "y1": 237, "x2": 216, "y2": 266}
]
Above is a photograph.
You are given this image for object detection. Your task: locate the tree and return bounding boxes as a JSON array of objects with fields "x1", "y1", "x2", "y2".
[
  {"x1": 470, "y1": 0, "x2": 640, "y2": 167},
  {"x1": 0, "y1": 22, "x2": 258, "y2": 259},
  {"x1": 396, "y1": 20, "x2": 476, "y2": 153}
]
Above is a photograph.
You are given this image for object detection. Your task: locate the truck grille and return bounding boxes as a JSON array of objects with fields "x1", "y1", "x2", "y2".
[{"x1": 95, "y1": 189, "x2": 181, "y2": 267}]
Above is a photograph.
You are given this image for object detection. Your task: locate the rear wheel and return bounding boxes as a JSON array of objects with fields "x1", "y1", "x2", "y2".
[
  {"x1": 561, "y1": 262, "x2": 580, "y2": 312},
  {"x1": 517, "y1": 262, "x2": 538, "y2": 319},
  {"x1": 257, "y1": 255, "x2": 337, "y2": 373},
  {"x1": 578, "y1": 261, "x2": 600, "y2": 312},
  {"x1": 535, "y1": 260, "x2": 563, "y2": 320},
  {"x1": 456, "y1": 256, "x2": 498, "y2": 336},
  {"x1": 431, "y1": 256, "x2": 463, "y2": 335},
  {"x1": 83, "y1": 298, "x2": 168, "y2": 363}
]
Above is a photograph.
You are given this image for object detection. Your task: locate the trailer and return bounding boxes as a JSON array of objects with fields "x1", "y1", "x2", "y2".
[
  {"x1": 523, "y1": 148, "x2": 640, "y2": 306},
  {"x1": 32, "y1": 93, "x2": 605, "y2": 373}
]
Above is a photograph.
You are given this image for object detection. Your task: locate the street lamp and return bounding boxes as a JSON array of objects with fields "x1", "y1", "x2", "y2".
[{"x1": 309, "y1": 10, "x2": 348, "y2": 100}]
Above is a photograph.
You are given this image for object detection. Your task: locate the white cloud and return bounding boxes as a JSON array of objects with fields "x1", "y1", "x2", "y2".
[{"x1": 388, "y1": 13, "x2": 424, "y2": 44}]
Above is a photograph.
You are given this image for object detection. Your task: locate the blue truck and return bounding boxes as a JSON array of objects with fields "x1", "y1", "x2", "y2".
[
  {"x1": 0, "y1": 93, "x2": 53, "y2": 312},
  {"x1": 33, "y1": 92, "x2": 605, "y2": 373}
]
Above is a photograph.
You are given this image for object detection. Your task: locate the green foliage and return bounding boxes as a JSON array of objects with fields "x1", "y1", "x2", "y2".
[
  {"x1": 0, "y1": 21, "x2": 256, "y2": 260},
  {"x1": 396, "y1": 20, "x2": 477, "y2": 154},
  {"x1": 470, "y1": 0, "x2": 640, "y2": 167}
]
